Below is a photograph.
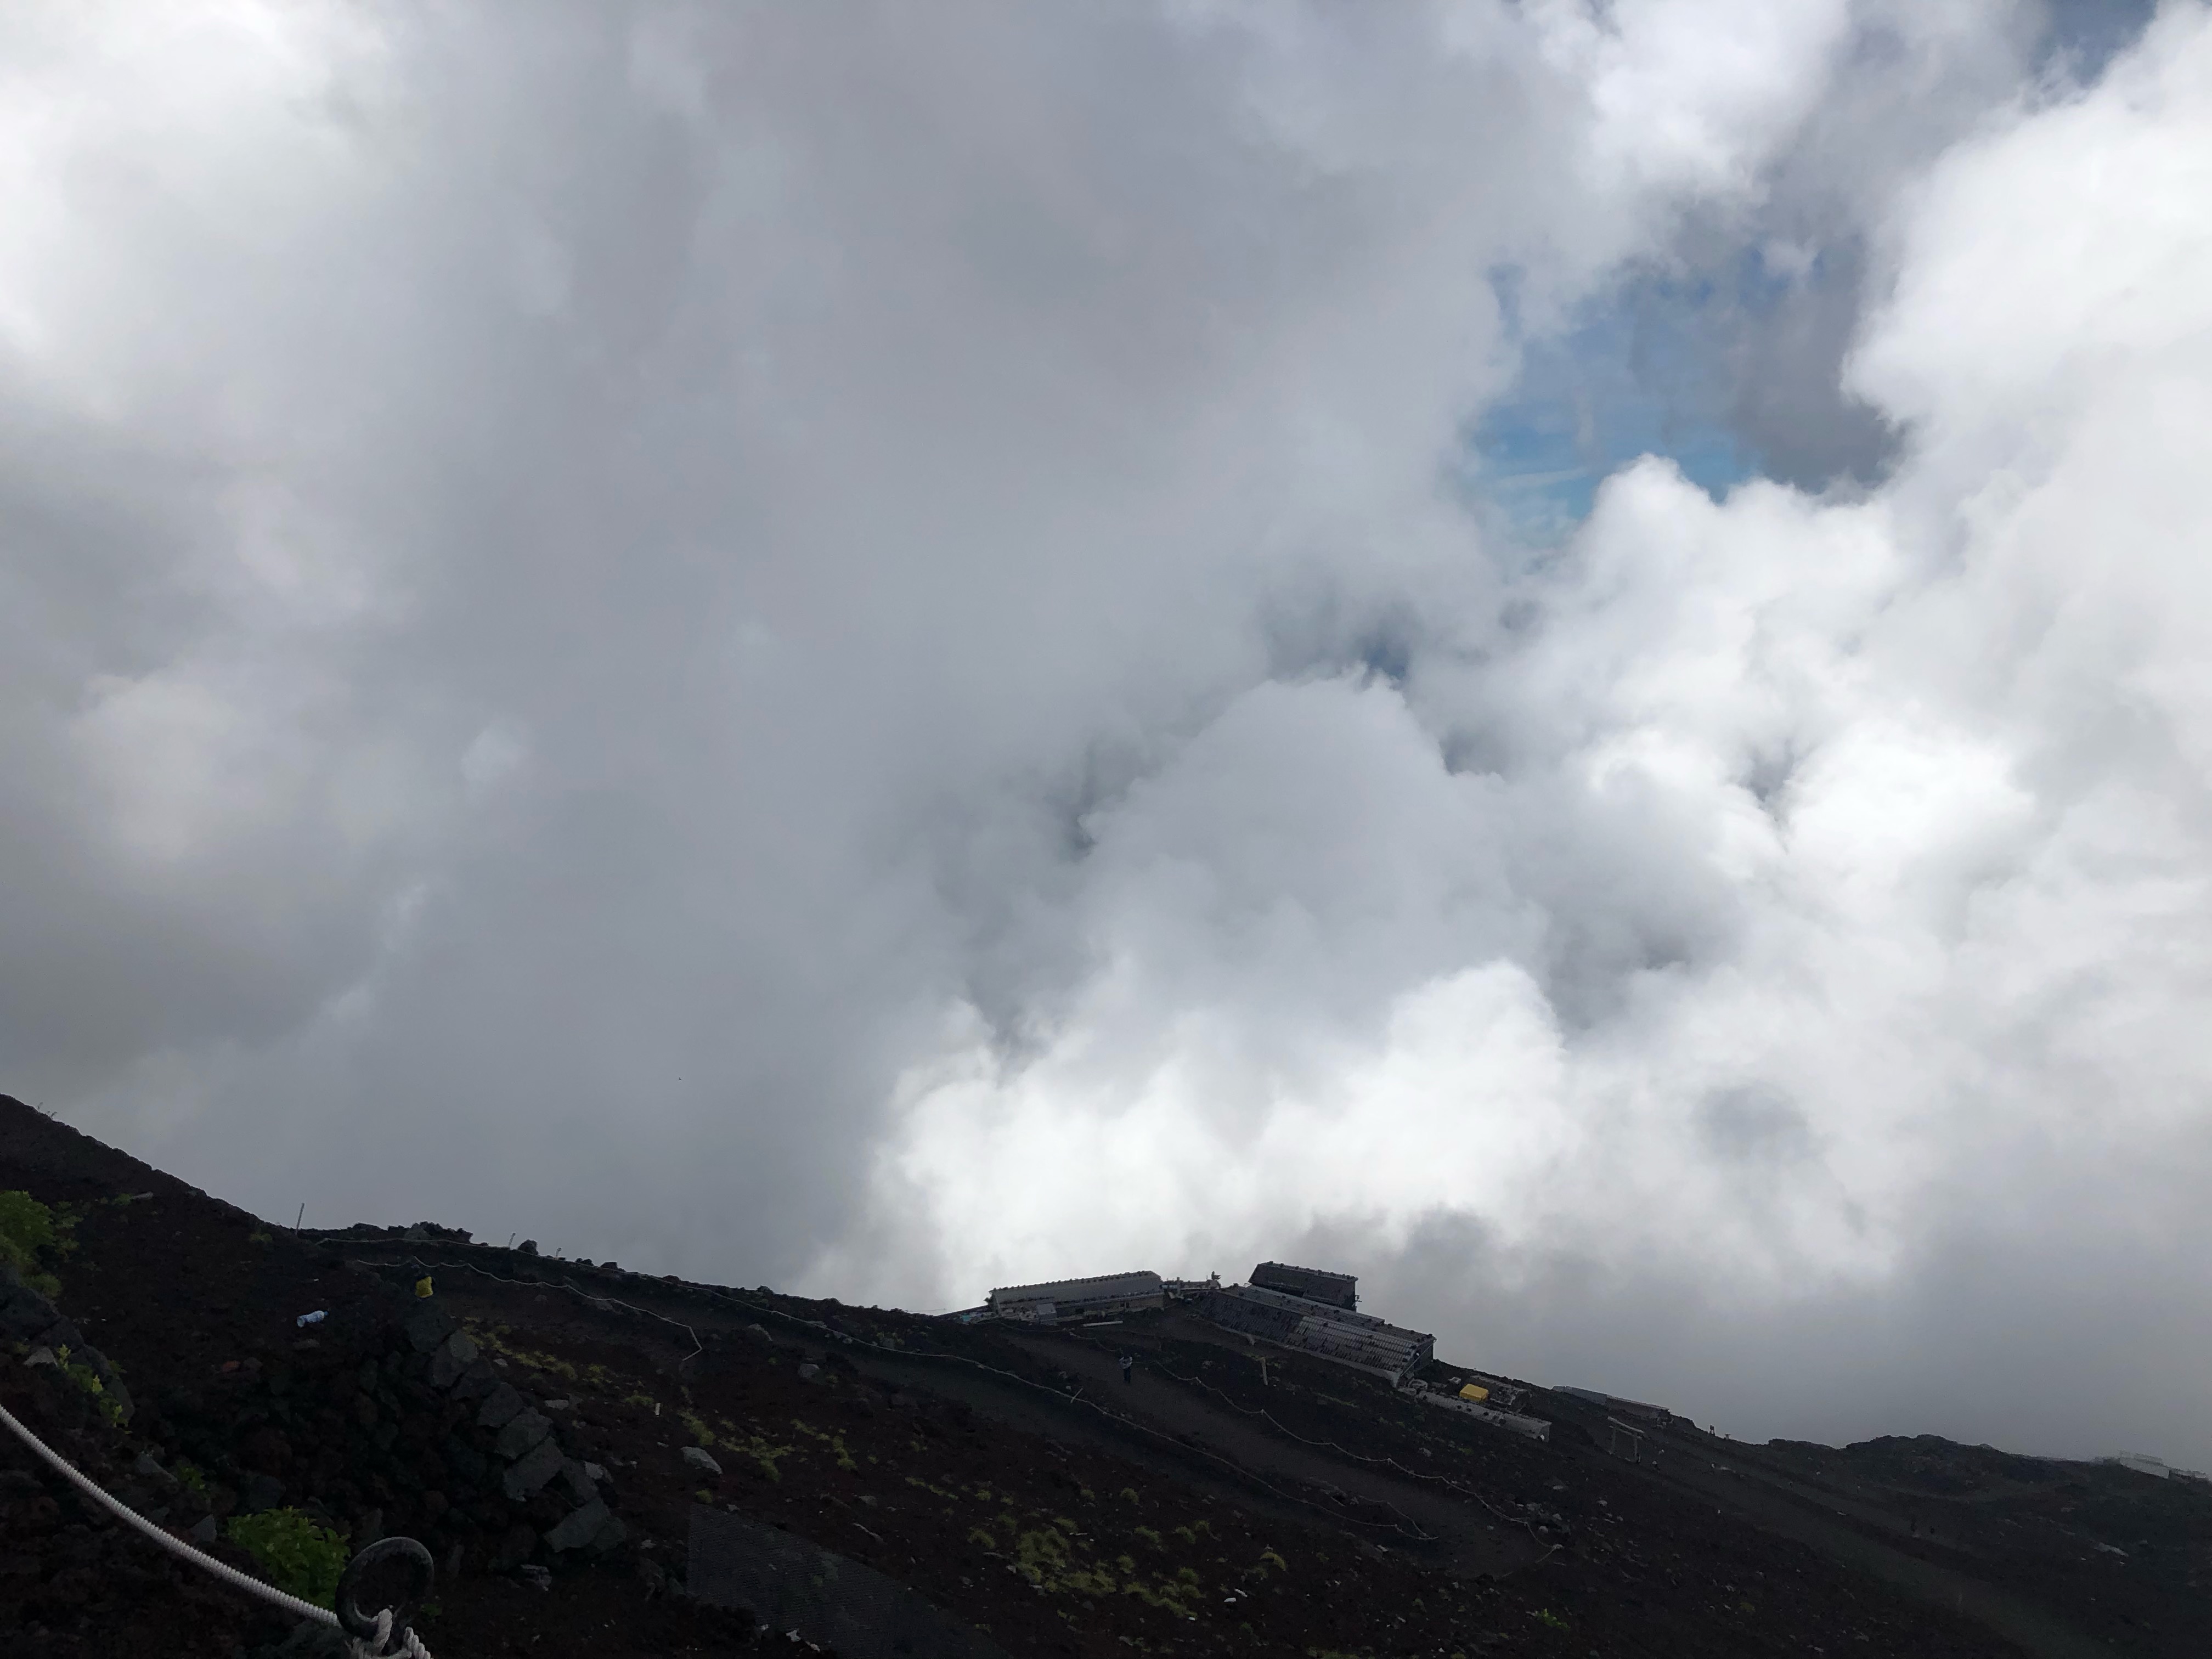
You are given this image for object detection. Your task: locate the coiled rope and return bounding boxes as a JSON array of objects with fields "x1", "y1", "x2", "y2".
[{"x1": 0, "y1": 1397, "x2": 434, "y2": 1658}]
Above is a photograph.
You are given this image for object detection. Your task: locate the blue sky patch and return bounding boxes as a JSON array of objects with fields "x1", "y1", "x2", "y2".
[{"x1": 1462, "y1": 252, "x2": 1804, "y2": 538}]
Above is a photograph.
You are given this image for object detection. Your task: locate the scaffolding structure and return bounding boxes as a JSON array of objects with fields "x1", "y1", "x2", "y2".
[
  {"x1": 1194, "y1": 1281, "x2": 1432, "y2": 1384},
  {"x1": 986, "y1": 1270, "x2": 1164, "y2": 1325}
]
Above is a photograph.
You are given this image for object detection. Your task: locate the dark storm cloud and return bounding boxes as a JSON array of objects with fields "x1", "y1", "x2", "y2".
[{"x1": 2038, "y1": 0, "x2": 2160, "y2": 75}]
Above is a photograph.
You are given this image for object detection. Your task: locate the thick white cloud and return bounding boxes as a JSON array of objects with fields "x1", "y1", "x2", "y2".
[
  {"x1": 3, "y1": 1, "x2": 2204, "y2": 1468},
  {"x1": 1526, "y1": 0, "x2": 1856, "y2": 197},
  {"x1": 851, "y1": 4, "x2": 2212, "y2": 1464}
]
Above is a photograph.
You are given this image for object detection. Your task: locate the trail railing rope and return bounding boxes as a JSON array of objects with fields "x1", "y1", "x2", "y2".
[{"x1": 0, "y1": 1397, "x2": 436, "y2": 1657}]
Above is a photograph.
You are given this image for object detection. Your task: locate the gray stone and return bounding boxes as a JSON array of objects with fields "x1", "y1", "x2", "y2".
[
  {"x1": 589, "y1": 1512, "x2": 630, "y2": 1554},
  {"x1": 448, "y1": 1358, "x2": 499, "y2": 1403},
  {"x1": 24, "y1": 1346, "x2": 55, "y2": 1368},
  {"x1": 133, "y1": 1452, "x2": 174, "y2": 1484},
  {"x1": 404, "y1": 1300, "x2": 456, "y2": 1354},
  {"x1": 502, "y1": 1435, "x2": 566, "y2": 1503},
  {"x1": 797, "y1": 1363, "x2": 820, "y2": 1381},
  {"x1": 583, "y1": 1462, "x2": 608, "y2": 1484},
  {"x1": 543, "y1": 1497, "x2": 611, "y2": 1553},
  {"x1": 680, "y1": 1445, "x2": 722, "y2": 1478},
  {"x1": 190, "y1": 1514, "x2": 218, "y2": 1545},
  {"x1": 0, "y1": 1264, "x2": 59, "y2": 1340},
  {"x1": 428, "y1": 1331, "x2": 480, "y2": 1390},
  {"x1": 494, "y1": 1408, "x2": 552, "y2": 1462},
  {"x1": 476, "y1": 1382, "x2": 527, "y2": 1430},
  {"x1": 560, "y1": 1458, "x2": 597, "y2": 1503}
]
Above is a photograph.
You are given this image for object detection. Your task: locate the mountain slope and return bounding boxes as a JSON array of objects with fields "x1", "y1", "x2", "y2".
[{"x1": 5, "y1": 1093, "x2": 2203, "y2": 1657}]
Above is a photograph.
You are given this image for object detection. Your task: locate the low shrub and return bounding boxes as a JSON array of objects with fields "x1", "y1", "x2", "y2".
[
  {"x1": 227, "y1": 1509, "x2": 351, "y2": 1610},
  {"x1": 53, "y1": 1345, "x2": 127, "y2": 1426},
  {"x1": 0, "y1": 1190, "x2": 62, "y2": 1296}
]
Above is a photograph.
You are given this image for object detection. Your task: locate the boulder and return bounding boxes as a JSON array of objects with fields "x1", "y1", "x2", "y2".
[
  {"x1": 476, "y1": 1383, "x2": 527, "y2": 1430},
  {"x1": 559, "y1": 1458, "x2": 597, "y2": 1503},
  {"x1": 428, "y1": 1331, "x2": 480, "y2": 1390},
  {"x1": 0, "y1": 1263, "x2": 58, "y2": 1339},
  {"x1": 544, "y1": 1497, "x2": 611, "y2": 1553},
  {"x1": 493, "y1": 1408, "x2": 552, "y2": 1462},
  {"x1": 681, "y1": 1445, "x2": 722, "y2": 1477},
  {"x1": 447, "y1": 1359, "x2": 499, "y2": 1403},
  {"x1": 403, "y1": 1300, "x2": 456, "y2": 1355},
  {"x1": 502, "y1": 1435, "x2": 565, "y2": 1503}
]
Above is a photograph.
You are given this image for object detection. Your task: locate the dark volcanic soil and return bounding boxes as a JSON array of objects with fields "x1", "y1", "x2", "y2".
[{"x1": 4, "y1": 1094, "x2": 2205, "y2": 1658}]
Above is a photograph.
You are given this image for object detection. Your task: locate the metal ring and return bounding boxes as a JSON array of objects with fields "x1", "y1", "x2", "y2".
[{"x1": 336, "y1": 1534, "x2": 435, "y2": 1649}]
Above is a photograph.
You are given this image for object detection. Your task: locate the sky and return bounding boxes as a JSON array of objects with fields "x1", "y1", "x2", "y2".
[{"x1": 4, "y1": 0, "x2": 2207, "y2": 1469}]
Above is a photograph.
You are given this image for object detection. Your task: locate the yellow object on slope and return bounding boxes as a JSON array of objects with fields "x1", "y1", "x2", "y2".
[
  {"x1": 1459, "y1": 1383, "x2": 1489, "y2": 1402},
  {"x1": 415, "y1": 1276, "x2": 434, "y2": 1299}
]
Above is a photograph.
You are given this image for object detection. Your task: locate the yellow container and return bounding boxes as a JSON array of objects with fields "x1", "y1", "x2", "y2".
[{"x1": 1459, "y1": 1383, "x2": 1489, "y2": 1402}]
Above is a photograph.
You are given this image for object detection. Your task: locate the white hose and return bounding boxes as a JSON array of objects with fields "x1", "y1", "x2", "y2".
[{"x1": 0, "y1": 1397, "x2": 433, "y2": 1658}]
